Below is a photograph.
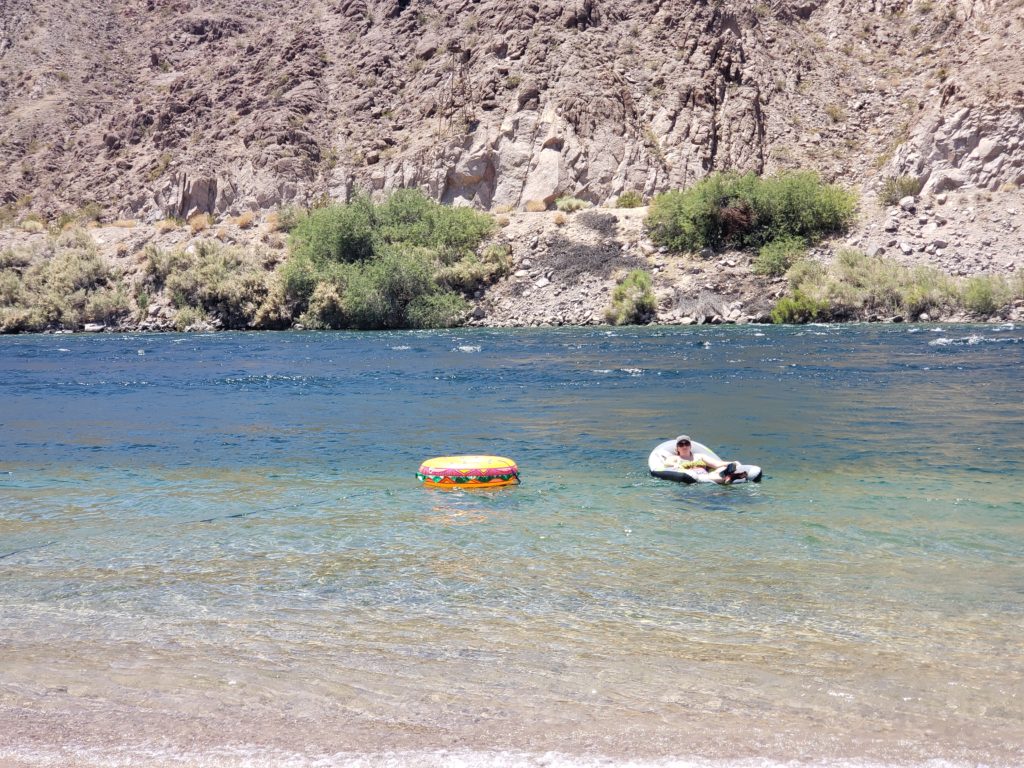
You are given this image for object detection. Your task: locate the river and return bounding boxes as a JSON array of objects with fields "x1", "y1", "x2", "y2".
[{"x1": 1, "y1": 324, "x2": 1022, "y2": 767}]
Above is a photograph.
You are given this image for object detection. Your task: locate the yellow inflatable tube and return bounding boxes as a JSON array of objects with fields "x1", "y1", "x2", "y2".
[{"x1": 417, "y1": 455, "x2": 520, "y2": 488}]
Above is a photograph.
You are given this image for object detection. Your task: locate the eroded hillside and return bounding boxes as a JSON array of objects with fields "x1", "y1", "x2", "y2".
[{"x1": 2, "y1": 0, "x2": 1022, "y2": 221}]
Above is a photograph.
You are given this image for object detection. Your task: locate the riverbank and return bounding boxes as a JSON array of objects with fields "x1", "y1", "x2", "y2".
[{"x1": 2, "y1": 186, "x2": 1023, "y2": 332}]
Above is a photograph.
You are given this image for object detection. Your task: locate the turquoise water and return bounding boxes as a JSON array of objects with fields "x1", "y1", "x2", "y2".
[{"x1": 1, "y1": 324, "x2": 1023, "y2": 767}]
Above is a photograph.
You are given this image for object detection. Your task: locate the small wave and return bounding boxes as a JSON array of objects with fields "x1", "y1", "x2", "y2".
[
  {"x1": 455, "y1": 345, "x2": 481, "y2": 353},
  {"x1": 222, "y1": 374, "x2": 308, "y2": 384},
  {"x1": 390, "y1": 345, "x2": 412, "y2": 351},
  {"x1": 55, "y1": 380, "x2": 151, "y2": 387},
  {"x1": 621, "y1": 367, "x2": 644, "y2": 376},
  {"x1": 929, "y1": 335, "x2": 1023, "y2": 347}
]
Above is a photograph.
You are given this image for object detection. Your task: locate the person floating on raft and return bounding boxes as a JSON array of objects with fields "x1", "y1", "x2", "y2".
[
  {"x1": 647, "y1": 436, "x2": 761, "y2": 483},
  {"x1": 663, "y1": 435, "x2": 748, "y2": 484}
]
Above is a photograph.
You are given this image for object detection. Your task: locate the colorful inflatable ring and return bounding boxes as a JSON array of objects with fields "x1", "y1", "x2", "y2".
[{"x1": 417, "y1": 455, "x2": 520, "y2": 488}]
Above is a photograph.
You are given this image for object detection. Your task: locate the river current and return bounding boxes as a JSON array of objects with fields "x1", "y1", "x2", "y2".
[{"x1": 1, "y1": 324, "x2": 1022, "y2": 767}]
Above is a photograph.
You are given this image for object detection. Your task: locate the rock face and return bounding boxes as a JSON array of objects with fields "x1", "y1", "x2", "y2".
[
  {"x1": 3, "y1": 0, "x2": 1021, "y2": 222},
  {"x1": 893, "y1": 105, "x2": 1024, "y2": 195}
]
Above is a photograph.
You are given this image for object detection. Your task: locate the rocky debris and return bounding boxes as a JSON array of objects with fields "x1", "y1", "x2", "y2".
[
  {"x1": 857, "y1": 187, "x2": 1024, "y2": 278},
  {"x1": 464, "y1": 207, "x2": 777, "y2": 328}
]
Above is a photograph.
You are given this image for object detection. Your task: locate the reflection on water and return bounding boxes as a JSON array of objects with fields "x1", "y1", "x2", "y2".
[{"x1": 1, "y1": 324, "x2": 1023, "y2": 766}]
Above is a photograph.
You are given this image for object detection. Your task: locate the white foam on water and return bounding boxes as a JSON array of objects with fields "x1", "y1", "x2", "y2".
[
  {"x1": 456, "y1": 345, "x2": 482, "y2": 353},
  {"x1": 929, "y1": 335, "x2": 983, "y2": 346},
  {"x1": 0, "y1": 748, "x2": 987, "y2": 768},
  {"x1": 390, "y1": 345, "x2": 412, "y2": 351}
]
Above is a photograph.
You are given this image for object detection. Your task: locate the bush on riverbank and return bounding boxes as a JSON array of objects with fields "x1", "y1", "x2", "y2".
[
  {"x1": 269, "y1": 190, "x2": 495, "y2": 329},
  {"x1": 606, "y1": 269, "x2": 657, "y2": 325},
  {"x1": 144, "y1": 241, "x2": 273, "y2": 329},
  {"x1": 0, "y1": 228, "x2": 129, "y2": 332},
  {"x1": 754, "y1": 236, "x2": 807, "y2": 277},
  {"x1": 771, "y1": 249, "x2": 1024, "y2": 323},
  {"x1": 646, "y1": 171, "x2": 857, "y2": 253}
]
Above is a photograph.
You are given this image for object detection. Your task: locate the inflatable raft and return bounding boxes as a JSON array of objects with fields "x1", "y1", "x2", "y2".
[
  {"x1": 417, "y1": 455, "x2": 520, "y2": 488},
  {"x1": 648, "y1": 438, "x2": 763, "y2": 484}
]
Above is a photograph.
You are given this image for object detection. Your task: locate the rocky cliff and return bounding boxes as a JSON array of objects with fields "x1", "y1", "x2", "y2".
[{"x1": 3, "y1": 0, "x2": 1022, "y2": 220}]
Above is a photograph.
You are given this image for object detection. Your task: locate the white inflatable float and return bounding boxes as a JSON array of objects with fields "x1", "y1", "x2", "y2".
[{"x1": 648, "y1": 437, "x2": 763, "y2": 484}]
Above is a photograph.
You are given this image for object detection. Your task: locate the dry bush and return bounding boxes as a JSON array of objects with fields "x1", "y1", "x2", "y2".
[
  {"x1": 188, "y1": 213, "x2": 213, "y2": 234},
  {"x1": 112, "y1": 219, "x2": 136, "y2": 228},
  {"x1": 553, "y1": 212, "x2": 567, "y2": 226},
  {"x1": 616, "y1": 191, "x2": 644, "y2": 208},
  {"x1": 234, "y1": 211, "x2": 256, "y2": 229},
  {"x1": 524, "y1": 199, "x2": 548, "y2": 213},
  {"x1": 0, "y1": 227, "x2": 128, "y2": 331},
  {"x1": 146, "y1": 240, "x2": 272, "y2": 329},
  {"x1": 825, "y1": 103, "x2": 846, "y2": 123},
  {"x1": 555, "y1": 197, "x2": 591, "y2": 212},
  {"x1": 267, "y1": 205, "x2": 305, "y2": 233},
  {"x1": 156, "y1": 218, "x2": 180, "y2": 233}
]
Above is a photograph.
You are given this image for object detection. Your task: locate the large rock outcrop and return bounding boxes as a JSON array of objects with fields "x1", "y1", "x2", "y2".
[{"x1": 1, "y1": 0, "x2": 1022, "y2": 219}]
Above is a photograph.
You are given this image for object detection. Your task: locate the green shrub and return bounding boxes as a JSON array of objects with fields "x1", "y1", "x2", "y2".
[
  {"x1": 646, "y1": 171, "x2": 857, "y2": 252},
  {"x1": 754, "y1": 236, "x2": 807, "y2": 276},
  {"x1": 299, "y1": 282, "x2": 347, "y2": 329},
  {"x1": 771, "y1": 291, "x2": 831, "y2": 323},
  {"x1": 0, "y1": 270, "x2": 25, "y2": 305},
  {"x1": 173, "y1": 305, "x2": 207, "y2": 331},
  {"x1": 436, "y1": 243, "x2": 511, "y2": 291},
  {"x1": 271, "y1": 204, "x2": 307, "y2": 233},
  {"x1": 616, "y1": 191, "x2": 644, "y2": 208},
  {"x1": 290, "y1": 197, "x2": 375, "y2": 265},
  {"x1": 606, "y1": 269, "x2": 656, "y2": 325},
  {"x1": 270, "y1": 189, "x2": 494, "y2": 330},
  {"x1": 879, "y1": 176, "x2": 923, "y2": 206},
  {"x1": 405, "y1": 291, "x2": 469, "y2": 328},
  {"x1": 961, "y1": 275, "x2": 1008, "y2": 315},
  {"x1": 290, "y1": 190, "x2": 494, "y2": 267},
  {"x1": 775, "y1": 249, "x2": 1019, "y2": 321},
  {"x1": 555, "y1": 197, "x2": 592, "y2": 213}
]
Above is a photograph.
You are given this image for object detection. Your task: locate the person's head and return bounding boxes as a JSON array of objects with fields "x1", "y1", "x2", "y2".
[{"x1": 675, "y1": 436, "x2": 692, "y2": 454}]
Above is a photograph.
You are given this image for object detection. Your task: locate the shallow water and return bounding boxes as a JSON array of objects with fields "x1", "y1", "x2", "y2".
[{"x1": 1, "y1": 324, "x2": 1023, "y2": 767}]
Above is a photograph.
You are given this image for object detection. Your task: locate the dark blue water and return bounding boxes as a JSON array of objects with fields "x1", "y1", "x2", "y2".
[{"x1": 1, "y1": 324, "x2": 1023, "y2": 767}]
